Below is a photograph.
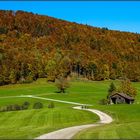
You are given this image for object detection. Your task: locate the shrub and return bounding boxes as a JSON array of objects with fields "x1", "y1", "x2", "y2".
[
  {"x1": 6, "y1": 105, "x2": 13, "y2": 111},
  {"x1": 33, "y1": 102, "x2": 43, "y2": 109},
  {"x1": 22, "y1": 101, "x2": 30, "y2": 110},
  {"x1": 13, "y1": 104, "x2": 22, "y2": 111},
  {"x1": 0, "y1": 107, "x2": 6, "y2": 112},
  {"x1": 99, "y1": 98, "x2": 109, "y2": 105},
  {"x1": 0, "y1": 106, "x2": 7, "y2": 112},
  {"x1": 23, "y1": 101, "x2": 30, "y2": 106},
  {"x1": 0, "y1": 102, "x2": 31, "y2": 113}
]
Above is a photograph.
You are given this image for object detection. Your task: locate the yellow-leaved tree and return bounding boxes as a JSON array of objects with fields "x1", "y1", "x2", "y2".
[{"x1": 119, "y1": 79, "x2": 137, "y2": 97}]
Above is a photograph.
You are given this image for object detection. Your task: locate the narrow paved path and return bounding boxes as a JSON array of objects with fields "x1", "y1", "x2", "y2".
[
  {"x1": 0, "y1": 95, "x2": 92, "y2": 106},
  {"x1": 35, "y1": 106, "x2": 113, "y2": 139},
  {"x1": 30, "y1": 95, "x2": 92, "y2": 106}
]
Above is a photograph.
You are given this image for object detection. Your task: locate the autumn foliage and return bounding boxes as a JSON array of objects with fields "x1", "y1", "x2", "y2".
[
  {"x1": 118, "y1": 80, "x2": 137, "y2": 97},
  {"x1": 0, "y1": 10, "x2": 140, "y2": 85}
]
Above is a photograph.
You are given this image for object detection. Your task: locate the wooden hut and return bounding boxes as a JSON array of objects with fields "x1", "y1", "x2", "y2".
[{"x1": 109, "y1": 92, "x2": 134, "y2": 104}]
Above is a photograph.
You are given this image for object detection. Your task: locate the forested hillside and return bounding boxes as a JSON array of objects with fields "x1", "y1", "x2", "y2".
[{"x1": 0, "y1": 10, "x2": 140, "y2": 85}]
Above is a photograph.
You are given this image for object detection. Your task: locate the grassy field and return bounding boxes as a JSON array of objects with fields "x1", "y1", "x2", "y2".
[
  {"x1": 73, "y1": 104, "x2": 140, "y2": 139},
  {"x1": 0, "y1": 78, "x2": 140, "y2": 139},
  {"x1": 71, "y1": 81, "x2": 140, "y2": 139},
  {"x1": 0, "y1": 79, "x2": 98, "y2": 139}
]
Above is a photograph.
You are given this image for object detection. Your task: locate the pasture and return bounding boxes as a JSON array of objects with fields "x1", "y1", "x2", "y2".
[{"x1": 0, "y1": 78, "x2": 140, "y2": 139}]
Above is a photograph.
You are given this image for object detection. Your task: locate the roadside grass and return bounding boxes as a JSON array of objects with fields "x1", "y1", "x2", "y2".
[
  {"x1": 72, "y1": 82, "x2": 140, "y2": 139},
  {"x1": 0, "y1": 107, "x2": 98, "y2": 139},
  {"x1": 73, "y1": 122, "x2": 140, "y2": 139}
]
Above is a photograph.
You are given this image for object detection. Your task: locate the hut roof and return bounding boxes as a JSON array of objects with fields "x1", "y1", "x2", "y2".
[{"x1": 110, "y1": 92, "x2": 134, "y2": 100}]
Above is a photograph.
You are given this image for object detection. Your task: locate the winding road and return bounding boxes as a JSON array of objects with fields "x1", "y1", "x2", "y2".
[
  {"x1": 35, "y1": 106, "x2": 113, "y2": 139},
  {"x1": 0, "y1": 95, "x2": 113, "y2": 139}
]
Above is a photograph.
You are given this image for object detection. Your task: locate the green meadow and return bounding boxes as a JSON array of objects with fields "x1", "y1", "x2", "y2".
[{"x1": 0, "y1": 78, "x2": 140, "y2": 139}]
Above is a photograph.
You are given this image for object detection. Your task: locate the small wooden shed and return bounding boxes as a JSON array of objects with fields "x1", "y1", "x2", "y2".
[{"x1": 109, "y1": 92, "x2": 134, "y2": 104}]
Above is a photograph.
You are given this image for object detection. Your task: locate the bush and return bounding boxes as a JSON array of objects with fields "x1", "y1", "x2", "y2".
[
  {"x1": 23, "y1": 101, "x2": 30, "y2": 106},
  {"x1": 6, "y1": 105, "x2": 13, "y2": 111},
  {"x1": 0, "y1": 102, "x2": 31, "y2": 113},
  {"x1": 22, "y1": 101, "x2": 30, "y2": 110},
  {"x1": 0, "y1": 106, "x2": 7, "y2": 112},
  {"x1": 99, "y1": 99, "x2": 109, "y2": 105},
  {"x1": 48, "y1": 101, "x2": 55, "y2": 108},
  {"x1": 33, "y1": 102, "x2": 43, "y2": 109},
  {"x1": 13, "y1": 104, "x2": 22, "y2": 111}
]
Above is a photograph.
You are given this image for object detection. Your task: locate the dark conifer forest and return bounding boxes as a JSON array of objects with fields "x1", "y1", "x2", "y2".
[{"x1": 0, "y1": 10, "x2": 140, "y2": 85}]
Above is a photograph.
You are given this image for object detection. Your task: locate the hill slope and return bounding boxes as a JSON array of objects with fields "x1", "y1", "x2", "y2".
[{"x1": 0, "y1": 10, "x2": 140, "y2": 85}]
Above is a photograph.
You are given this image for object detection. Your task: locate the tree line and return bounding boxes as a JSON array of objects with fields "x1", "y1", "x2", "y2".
[{"x1": 0, "y1": 10, "x2": 140, "y2": 85}]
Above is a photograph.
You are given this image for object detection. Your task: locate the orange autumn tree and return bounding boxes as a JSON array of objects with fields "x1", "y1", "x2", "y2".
[{"x1": 1, "y1": 10, "x2": 140, "y2": 85}]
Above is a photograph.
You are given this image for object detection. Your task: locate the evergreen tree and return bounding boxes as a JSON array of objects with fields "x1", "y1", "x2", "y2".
[{"x1": 107, "y1": 82, "x2": 116, "y2": 98}]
